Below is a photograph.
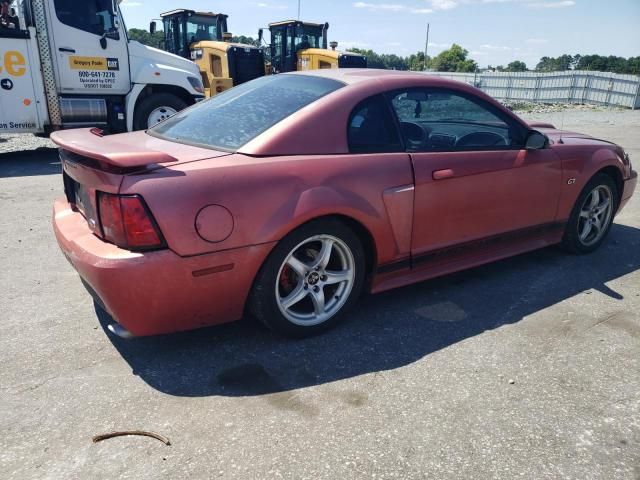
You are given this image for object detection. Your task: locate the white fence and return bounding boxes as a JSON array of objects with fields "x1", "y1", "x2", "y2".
[{"x1": 426, "y1": 70, "x2": 640, "y2": 109}]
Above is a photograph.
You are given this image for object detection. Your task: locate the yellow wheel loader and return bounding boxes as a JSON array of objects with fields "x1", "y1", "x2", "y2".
[
  {"x1": 153, "y1": 9, "x2": 264, "y2": 97},
  {"x1": 259, "y1": 20, "x2": 367, "y2": 73}
]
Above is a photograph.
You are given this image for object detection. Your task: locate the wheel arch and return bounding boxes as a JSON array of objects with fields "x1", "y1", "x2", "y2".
[
  {"x1": 246, "y1": 213, "x2": 379, "y2": 307},
  {"x1": 596, "y1": 165, "x2": 624, "y2": 209},
  {"x1": 243, "y1": 212, "x2": 377, "y2": 332},
  {"x1": 279, "y1": 213, "x2": 378, "y2": 279}
]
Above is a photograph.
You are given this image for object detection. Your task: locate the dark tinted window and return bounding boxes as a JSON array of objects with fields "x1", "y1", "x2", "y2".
[
  {"x1": 348, "y1": 95, "x2": 402, "y2": 153},
  {"x1": 54, "y1": 0, "x2": 116, "y2": 36},
  {"x1": 390, "y1": 89, "x2": 523, "y2": 151},
  {"x1": 151, "y1": 75, "x2": 344, "y2": 151}
]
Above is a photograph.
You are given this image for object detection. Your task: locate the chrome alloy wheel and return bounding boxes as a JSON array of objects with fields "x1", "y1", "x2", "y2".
[
  {"x1": 578, "y1": 184, "x2": 614, "y2": 247},
  {"x1": 275, "y1": 235, "x2": 355, "y2": 327},
  {"x1": 147, "y1": 106, "x2": 177, "y2": 128}
]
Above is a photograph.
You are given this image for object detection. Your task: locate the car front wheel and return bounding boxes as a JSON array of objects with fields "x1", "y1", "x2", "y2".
[
  {"x1": 249, "y1": 219, "x2": 366, "y2": 337},
  {"x1": 562, "y1": 173, "x2": 617, "y2": 254}
]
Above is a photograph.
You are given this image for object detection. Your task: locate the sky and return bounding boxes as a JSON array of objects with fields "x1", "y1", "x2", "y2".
[{"x1": 120, "y1": 0, "x2": 640, "y2": 68}]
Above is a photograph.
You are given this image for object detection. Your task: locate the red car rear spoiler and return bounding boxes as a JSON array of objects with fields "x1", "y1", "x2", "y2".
[{"x1": 50, "y1": 128, "x2": 179, "y2": 168}]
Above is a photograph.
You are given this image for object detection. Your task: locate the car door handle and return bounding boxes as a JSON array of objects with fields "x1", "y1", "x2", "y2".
[
  {"x1": 433, "y1": 169, "x2": 455, "y2": 180},
  {"x1": 58, "y1": 47, "x2": 76, "y2": 53}
]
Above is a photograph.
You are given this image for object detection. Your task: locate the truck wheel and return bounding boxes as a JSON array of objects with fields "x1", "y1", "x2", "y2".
[{"x1": 133, "y1": 93, "x2": 187, "y2": 130}]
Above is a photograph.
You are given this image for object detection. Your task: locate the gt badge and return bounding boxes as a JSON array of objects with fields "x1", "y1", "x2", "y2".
[{"x1": 567, "y1": 178, "x2": 576, "y2": 185}]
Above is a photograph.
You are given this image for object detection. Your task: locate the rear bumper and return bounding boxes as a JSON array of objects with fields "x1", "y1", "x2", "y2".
[
  {"x1": 618, "y1": 170, "x2": 637, "y2": 213},
  {"x1": 53, "y1": 198, "x2": 275, "y2": 336}
]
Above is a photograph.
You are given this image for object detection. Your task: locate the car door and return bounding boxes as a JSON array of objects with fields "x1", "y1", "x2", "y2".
[
  {"x1": 46, "y1": 0, "x2": 131, "y2": 95},
  {"x1": 388, "y1": 88, "x2": 562, "y2": 261},
  {"x1": 347, "y1": 94, "x2": 415, "y2": 266}
]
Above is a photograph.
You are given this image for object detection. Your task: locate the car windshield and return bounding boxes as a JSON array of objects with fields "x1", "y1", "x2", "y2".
[{"x1": 150, "y1": 75, "x2": 344, "y2": 151}]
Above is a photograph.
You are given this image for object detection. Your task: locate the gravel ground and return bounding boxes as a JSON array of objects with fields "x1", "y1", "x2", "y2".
[
  {"x1": 1, "y1": 107, "x2": 639, "y2": 479},
  {"x1": 0, "y1": 133, "x2": 54, "y2": 154}
]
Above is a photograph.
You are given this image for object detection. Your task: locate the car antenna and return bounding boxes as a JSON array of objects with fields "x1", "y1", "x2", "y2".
[{"x1": 558, "y1": 106, "x2": 565, "y2": 144}]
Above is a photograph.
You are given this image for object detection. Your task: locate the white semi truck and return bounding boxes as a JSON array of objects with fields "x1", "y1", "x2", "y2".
[{"x1": 0, "y1": 0, "x2": 204, "y2": 135}]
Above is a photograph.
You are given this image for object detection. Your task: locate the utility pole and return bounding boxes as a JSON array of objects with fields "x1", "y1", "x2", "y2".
[{"x1": 423, "y1": 23, "x2": 430, "y2": 71}]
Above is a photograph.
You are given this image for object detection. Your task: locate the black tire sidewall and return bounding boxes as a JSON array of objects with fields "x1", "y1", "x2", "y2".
[
  {"x1": 133, "y1": 93, "x2": 188, "y2": 131},
  {"x1": 249, "y1": 219, "x2": 366, "y2": 338},
  {"x1": 562, "y1": 173, "x2": 618, "y2": 254}
]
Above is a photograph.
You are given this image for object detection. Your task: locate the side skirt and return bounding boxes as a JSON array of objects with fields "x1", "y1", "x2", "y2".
[{"x1": 371, "y1": 222, "x2": 566, "y2": 294}]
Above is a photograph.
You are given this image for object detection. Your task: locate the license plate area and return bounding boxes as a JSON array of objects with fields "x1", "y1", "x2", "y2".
[{"x1": 63, "y1": 170, "x2": 99, "y2": 232}]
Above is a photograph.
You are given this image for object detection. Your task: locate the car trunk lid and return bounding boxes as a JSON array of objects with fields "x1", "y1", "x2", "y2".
[{"x1": 51, "y1": 128, "x2": 230, "y2": 240}]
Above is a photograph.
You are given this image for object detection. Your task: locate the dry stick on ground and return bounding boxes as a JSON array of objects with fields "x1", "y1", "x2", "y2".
[{"x1": 92, "y1": 431, "x2": 171, "y2": 446}]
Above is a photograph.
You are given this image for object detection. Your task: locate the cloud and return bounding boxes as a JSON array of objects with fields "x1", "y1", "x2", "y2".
[
  {"x1": 354, "y1": 0, "x2": 573, "y2": 15},
  {"x1": 255, "y1": 2, "x2": 288, "y2": 9},
  {"x1": 526, "y1": 0, "x2": 575, "y2": 8},
  {"x1": 429, "y1": 0, "x2": 459, "y2": 10},
  {"x1": 353, "y1": 2, "x2": 433, "y2": 14},
  {"x1": 337, "y1": 40, "x2": 371, "y2": 49},
  {"x1": 480, "y1": 44, "x2": 512, "y2": 50},
  {"x1": 428, "y1": 0, "x2": 523, "y2": 10},
  {"x1": 470, "y1": 50, "x2": 488, "y2": 55},
  {"x1": 120, "y1": 0, "x2": 142, "y2": 6}
]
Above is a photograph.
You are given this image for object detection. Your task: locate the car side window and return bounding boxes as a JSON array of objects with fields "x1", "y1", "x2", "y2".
[
  {"x1": 348, "y1": 95, "x2": 402, "y2": 154},
  {"x1": 389, "y1": 88, "x2": 523, "y2": 152}
]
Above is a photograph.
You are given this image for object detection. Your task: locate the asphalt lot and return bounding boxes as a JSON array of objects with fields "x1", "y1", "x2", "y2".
[{"x1": 1, "y1": 109, "x2": 639, "y2": 479}]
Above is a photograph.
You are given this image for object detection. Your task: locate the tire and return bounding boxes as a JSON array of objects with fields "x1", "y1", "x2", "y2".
[
  {"x1": 132, "y1": 93, "x2": 187, "y2": 131},
  {"x1": 561, "y1": 173, "x2": 618, "y2": 254},
  {"x1": 248, "y1": 218, "x2": 366, "y2": 338}
]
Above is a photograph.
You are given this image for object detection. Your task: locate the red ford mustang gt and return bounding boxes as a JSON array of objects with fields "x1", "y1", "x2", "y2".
[{"x1": 52, "y1": 69, "x2": 637, "y2": 338}]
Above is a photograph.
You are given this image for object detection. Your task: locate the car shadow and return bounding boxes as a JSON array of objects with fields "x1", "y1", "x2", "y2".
[
  {"x1": 95, "y1": 223, "x2": 640, "y2": 398},
  {"x1": 0, "y1": 148, "x2": 60, "y2": 178}
]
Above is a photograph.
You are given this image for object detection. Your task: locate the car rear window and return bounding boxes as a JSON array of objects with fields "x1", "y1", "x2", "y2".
[{"x1": 150, "y1": 75, "x2": 345, "y2": 151}]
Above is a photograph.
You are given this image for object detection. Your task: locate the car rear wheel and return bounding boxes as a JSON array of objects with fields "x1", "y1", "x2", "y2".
[
  {"x1": 561, "y1": 173, "x2": 617, "y2": 254},
  {"x1": 248, "y1": 219, "x2": 366, "y2": 337}
]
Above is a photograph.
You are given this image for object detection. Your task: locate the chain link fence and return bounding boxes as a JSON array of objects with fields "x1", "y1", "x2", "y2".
[{"x1": 426, "y1": 70, "x2": 640, "y2": 109}]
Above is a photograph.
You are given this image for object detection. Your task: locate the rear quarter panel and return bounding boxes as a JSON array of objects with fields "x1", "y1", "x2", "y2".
[{"x1": 120, "y1": 153, "x2": 415, "y2": 268}]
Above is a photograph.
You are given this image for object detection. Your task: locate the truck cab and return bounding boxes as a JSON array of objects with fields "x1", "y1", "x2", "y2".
[
  {"x1": 0, "y1": 0, "x2": 204, "y2": 135},
  {"x1": 156, "y1": 9, "x2": 264, "y2": 97},
  {"x1": 265, "y1": 20, "x2": 367, "y2": 73}
]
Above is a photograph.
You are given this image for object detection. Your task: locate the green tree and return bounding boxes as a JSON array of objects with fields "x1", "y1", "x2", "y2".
[
  {"x1": 407, "y1": 51, "x2": 428, "y2": 71},
  {"x1": 505, "y1": 60, "x2": 527, "y2": 72},
  {"x1": 430, "y1": 44, "x2": 477, "y2": 72},
  {"x1": 128, "y1": 28, "x2": 165, "y2": 49},
  {"x1": 231, "y1": 35, "x2": 259, "y2": 46},
  {"x1": 627, "y1": 57, "x2": 640, "y2": 75},
  {"x1": 347, "y1": 48, "x2": 409, "y2": 70}
]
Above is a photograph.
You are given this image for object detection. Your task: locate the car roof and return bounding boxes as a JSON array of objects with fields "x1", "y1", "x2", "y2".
[
  {"x1": 282, "y1": 68, "x2": 467, "y2": 88},
  {"x1": 240, "y1": 69, "x2": 528, "y2": 157}
]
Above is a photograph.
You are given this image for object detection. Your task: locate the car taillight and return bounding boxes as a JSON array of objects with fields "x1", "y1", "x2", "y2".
[{"x1": 97, "y1": 193, "x2": 165, "y2": 251}]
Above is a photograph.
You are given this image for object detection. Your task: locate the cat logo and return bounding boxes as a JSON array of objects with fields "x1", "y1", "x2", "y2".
[{"x1": 106, "y1": 58, "x2": 120, "y2": 71}]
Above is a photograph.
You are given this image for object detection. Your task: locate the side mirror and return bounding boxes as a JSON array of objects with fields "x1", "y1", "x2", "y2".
[
  {"x1": 525, "y1": 130, "x2": 548, "y2": 150},
  {"x1": 258, "y1": 28, "x2": 263, "y2": 44},
  {"x1": 150, "y1": 21, "x2": 156, "y2": 35}
]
